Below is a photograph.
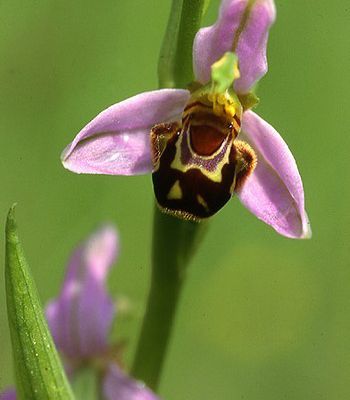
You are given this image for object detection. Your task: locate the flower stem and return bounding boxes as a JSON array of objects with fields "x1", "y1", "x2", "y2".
[
  {"x1": 158, "y1": 0, "x2": 206, "y2": 89},
  {"x1": 131, "y1": 208, "x2": 207, "y2": 389},
  {"x1": 131, "y1": 0, "x2": 207, "y2": 390},
  {"x1": 158, "y1": 0, "x2": 183, "y2": 88}
]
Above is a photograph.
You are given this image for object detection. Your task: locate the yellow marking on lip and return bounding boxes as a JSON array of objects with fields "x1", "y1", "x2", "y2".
[
  {"x1": 167, "y1": 180, "x2": 183, "y2": 200},
  {"x1": 170, "y1": 132, "x2": 231, "y2": 183},
  {"x1": 197, "y1": 194, "x2": 209, "y2": 211}
]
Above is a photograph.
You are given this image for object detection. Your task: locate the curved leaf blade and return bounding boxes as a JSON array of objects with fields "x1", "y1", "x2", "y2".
[{"x1": 5, "y1": 205, "x2": 75, "y2": 400}]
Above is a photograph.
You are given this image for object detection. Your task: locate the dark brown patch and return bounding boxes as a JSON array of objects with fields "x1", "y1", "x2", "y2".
[
  {"x1": 189, "y1": 125, "x2": 226, "y2": 156},
  {"x1": 152, "y1": 133, "x2": 238, "y2": 220}
]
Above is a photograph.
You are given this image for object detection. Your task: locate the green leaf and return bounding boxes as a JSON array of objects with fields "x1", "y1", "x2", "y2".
[{"x1": 5, "y1": 205, "x2": 75, "y2": 400}]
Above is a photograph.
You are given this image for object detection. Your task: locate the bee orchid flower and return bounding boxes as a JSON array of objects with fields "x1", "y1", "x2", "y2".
[
  {"x1": 0, "y1": 226, "x2": 159, "y2": 400},
  {"x1": 61, "y1": 0, "x2": 311, "y2": 239}
]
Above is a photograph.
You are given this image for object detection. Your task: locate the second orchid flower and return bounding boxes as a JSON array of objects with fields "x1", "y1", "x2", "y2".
[{"x1": 1, "y1": 226, "x2": 159, "y2": 400}]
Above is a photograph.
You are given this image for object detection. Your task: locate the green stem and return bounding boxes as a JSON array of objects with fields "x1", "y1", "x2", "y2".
[
  {"x1": 158, "y1": 0, "x2": 206, "y2": 89},
  {"x1": 173, "y1": 0, "x2": 206, "y2": 88},
  {"x1": 158, "y1": 0, "x2": 183, "y2": 88},
  {"x1": 131, "y1": 208, "x2": 207, "y2": 389},
  {"x1": 131, "y1": 0, "x2": 208, "y2": 390}
]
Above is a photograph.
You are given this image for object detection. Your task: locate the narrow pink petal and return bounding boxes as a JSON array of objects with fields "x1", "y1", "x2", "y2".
[
  {"x1": 236, "y1": 111, "x2": 311, "y2": 238},
  {"x1": 235, "y1": 0, "x2": 276, "y2": 93},
  {"x1": 193, "y1": 0, "x2": 276, "y2": 93},
  {"x1": 62, "y1": 89, "x2": 190, "y2": 175},
  {"x1": 45, "y1": 225, "x2": 119, "y2": 359},
  {"x1": 193, "y1": 0, "x2": 248, "y2": 85},
  {"x1": 0, "y1": 389, "x2": 16, "y2": 400},
  {"x1": 83, "y1": 225, "x2": 119, "y2": 282},
  {"x1": 103, "y1": 364, "x2": 160, "y2": 400}
]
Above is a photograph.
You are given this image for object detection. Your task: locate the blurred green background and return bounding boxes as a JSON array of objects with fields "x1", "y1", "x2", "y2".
[{"x1": 1, "y1": 0, "x2": 349, "y2": 399}]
